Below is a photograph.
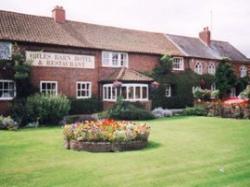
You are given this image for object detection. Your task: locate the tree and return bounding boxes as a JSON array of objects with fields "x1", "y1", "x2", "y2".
[
  {"x1": 153, "y1": 55, "x2": 173, "y2": 76},
  {"x1": 215, "y1": 59, "x2": 237, "y2": 98}
]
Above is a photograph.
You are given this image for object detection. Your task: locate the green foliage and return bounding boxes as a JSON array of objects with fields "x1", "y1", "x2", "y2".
[
  {"x1": 108, "y1": 97, "x2": 155, "y2": 120},
  {"x1": 240, "y1": 85, "x2": 250, "y2": 99},
  {"x1": 236, "y1": 76, "x2": 249, "y2": 94},
  {"x1": 199, "y1": 74, "x2": 215, "y2": 89},
  {"x1": 183, "y1": 106, "x2": 207, "y2": 116},
  {"x1": 11, "y1": 98, "x2": 29, "y2": 127},
  {"x1": 153, "y1": 55, "x2": 173, "y2": 76},
  {"x1": 192, "y1": 87, "x2": 211, "y2": 101},
  {"x1": 0, "y1": 115, "x2": 18, "y2": 130},
  {"x1": 152, "y1": 69, "x2": 200, "y2": 108},
  {"x1": 211, "y1": 90, "x2": 220, "y2": 100},
  {"x1": 26, "y1": 94, "x2": 71, "y2": 125},
  {"x1": 215, "y1": 59, "x2": 237, "y2": 98},
  {"x1": 69, "y1": 97, "x2": 102, "y2": 115}
]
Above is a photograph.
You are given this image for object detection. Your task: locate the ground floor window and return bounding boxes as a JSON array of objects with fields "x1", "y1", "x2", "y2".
[
  {"x1": 103, "y1": 83, "x2": 148, "y2": 102},
  {"x1": 0, "y1": 80, "x2": 16, "y2": 100},
  {"x1": 165, "y1": 84, "x2": 172, "y2": 97},
  {"x1": 230, "y1": 87, "x2": 236, "y2": 97},
  {"x1": 40, "y1": 81, "x2": 58, "y2": 95},
  {"x1": 76, "y1": 82, "x2": 92, "y2": 99}
]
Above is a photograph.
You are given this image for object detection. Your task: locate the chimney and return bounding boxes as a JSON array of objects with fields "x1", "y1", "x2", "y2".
[
  {"x1": 199, "y1": 27, "x2": 211, "y2": 46},
  {"x1": 52, "y1": 6, "x2": 65, "y2": 23}
]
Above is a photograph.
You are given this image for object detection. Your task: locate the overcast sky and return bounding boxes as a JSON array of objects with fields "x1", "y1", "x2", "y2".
[{"x1": 1, "y1": 0, "x2": 249, "y2": 57}]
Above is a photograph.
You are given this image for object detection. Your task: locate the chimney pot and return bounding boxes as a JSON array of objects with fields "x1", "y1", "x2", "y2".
[{"x1": 52, "y1": 6, "x2": 65, "y2": 23}]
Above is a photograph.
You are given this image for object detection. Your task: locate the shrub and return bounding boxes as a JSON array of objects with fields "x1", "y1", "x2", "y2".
[
  {"x1": 26, "y1": 94, "x2": 71, "y2": 125},
  {"x1": 0, "y1": 116, "x2": 18, "y2": 130},
  {"x1": 240, "y1": 85, "x2": 250, "y2": 99},
  {"x1": 69, "y1": 97, "x2": 102, "y2": 115},
  {"x1": 192, "y1": 87, "x2": 211, "y2": 101},
  {"x1": 108, "y1": 98, "x2": 155, "y2": 120},
  {"x1": 151, "y1": 107, "x2": 173, "y2": 118},
  {"x1": 183, "y1": 106, "x2": 207, "y2": 116}
]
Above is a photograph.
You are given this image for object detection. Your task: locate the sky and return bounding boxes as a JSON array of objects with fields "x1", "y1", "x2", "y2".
[{"x1": 0, "y1": 0, "x2": 249, "y2": 58}]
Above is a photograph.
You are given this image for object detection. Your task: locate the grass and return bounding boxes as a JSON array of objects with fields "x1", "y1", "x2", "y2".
[{"x1": 1, "y1": 117, "x2": 250, "y2": 187}]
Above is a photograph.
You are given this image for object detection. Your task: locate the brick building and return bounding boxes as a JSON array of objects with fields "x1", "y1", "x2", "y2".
[{"x1": 0, "y1": 6, "x2": 249, "y2": 114}]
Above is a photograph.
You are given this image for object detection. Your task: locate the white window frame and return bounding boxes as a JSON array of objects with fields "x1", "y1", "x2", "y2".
[
  {"x1": 102, "y1": 51, "x2": 129, "y2": 68},
  {"x1": 208, "y1": 63, "x2": 216, "y2": 75},
  {"x1": 211, "y1": 83, "x2": 216, "y2": 91},
  {"x1": 194, "y1": 62, "x2": 203, "y2": 75},
  {"x1": 102, "y1": 83, "x2": 148, "y2": 102},
  {"x1": 230, "y1": 87, "x2": 236, "y2": 97},
  {"x1": 0, "y1": 80, "x2": 16, "y2": 100},
  {"x1": 40, "y1": 81, "x2": 58, "y2": 95},
  {"x1": 165, "y1": 84, "x2": 172, "y2": 98},
  {"x1": 76, "y1": 81, "x2": 92, "y2": 99},
  {"x1": 172, "y1": 57, "x2": 184, "y2": 71},
  {"x1": 240, "y1": 65, "x2": 248, "y2": 78}
]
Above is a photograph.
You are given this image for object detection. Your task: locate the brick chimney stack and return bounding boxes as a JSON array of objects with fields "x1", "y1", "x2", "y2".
[
  {"x1": 199, "y1": 27, "x2": 211, "y2": 46},
  {"x1": 52, "y1": 6, "x2": 65, "y2": 23}
]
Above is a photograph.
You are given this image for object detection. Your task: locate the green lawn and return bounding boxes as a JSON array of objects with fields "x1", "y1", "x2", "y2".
[{"x1": 1, "y1": 117, "x2": 250, "y2": 187}]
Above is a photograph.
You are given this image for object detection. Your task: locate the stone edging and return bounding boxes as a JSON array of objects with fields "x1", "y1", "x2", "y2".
[{"x1": 64, "y1": 140, "x2": 148, "y2": 152}]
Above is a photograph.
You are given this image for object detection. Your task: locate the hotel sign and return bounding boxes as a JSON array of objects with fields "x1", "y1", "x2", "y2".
[{"x1": 26, "y1": 51, "x2": 95, "y2": 69}]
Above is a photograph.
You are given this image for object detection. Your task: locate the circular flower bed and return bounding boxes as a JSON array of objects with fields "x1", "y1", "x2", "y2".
[{"x1": 63, "y1": 119, "x2": 150, "y2": 152}]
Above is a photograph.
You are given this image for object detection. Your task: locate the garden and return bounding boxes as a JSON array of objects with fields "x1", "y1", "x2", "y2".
[{"x1": 1, "y1": 117, "x2": 250, "y2": 187}]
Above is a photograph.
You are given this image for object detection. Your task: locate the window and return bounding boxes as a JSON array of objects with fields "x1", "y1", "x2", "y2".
[
  {"x1": 165, "y1": 84, "x2": 171, "y2": 97},
  {"x1": 194, "y1": 62, "x2": 203, "y2": 75},
  {"x1": 40, "y1": 81, "x2": 58, "y2": 95},
  {"x1": 240, "y1": 65, "x2": 247, "y2": 78},
  {"x1": 172, "y1": 57, "x2": 184, "y2": 71},
  {"x1": 0, "y1": 80, "x2": 16, "y2": 100},
  {"x1": 103, "y1": 84, "x2": 148, "y2": 101},
  {"x1": 211, "y1": 83, "x2": 216, "y2": 91},
  {"x1": 208, "y1": 63, "x2": 216, "y2": 75},
  {"x1": 76, "y1": 82, "x2": 92, "y2": 99},
  {"x1": 102, "y1": 51, "x2": 128, "y2": 67},
  {"x1": 230, "y1": 87, "x2": 236, "y2": 97}
]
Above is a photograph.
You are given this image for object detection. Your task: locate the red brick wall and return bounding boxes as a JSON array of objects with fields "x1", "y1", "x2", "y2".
[
  {"x1": 0, "y1": 101, "x2": 11, "y2": 115},
  {"x1": 187, "y1": 58, "x2": 219, "y2": 74}
]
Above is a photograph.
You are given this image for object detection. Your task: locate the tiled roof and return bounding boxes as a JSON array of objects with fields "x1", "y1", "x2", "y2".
[
  {"x1": 0, "y1": 10, "x2": 181, "y2": 55},
  {"x1": 101, "y1": 68, "x2": 153, "y2": 82},
  {"x1": 167, "y1": 34, "x2": 249, "y2": 62}
]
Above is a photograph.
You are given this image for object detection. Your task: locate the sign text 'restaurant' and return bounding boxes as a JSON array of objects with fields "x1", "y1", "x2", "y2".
[{"x1": 26, "y1": 51, "x2": 95, "y2": 69}]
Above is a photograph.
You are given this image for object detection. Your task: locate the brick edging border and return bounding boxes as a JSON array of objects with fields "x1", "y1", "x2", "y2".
[{"x1": 64, "y1": 140, "x2": 148, "y2": 152}]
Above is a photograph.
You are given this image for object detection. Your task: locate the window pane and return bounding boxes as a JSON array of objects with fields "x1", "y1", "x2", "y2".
[
  {"x1": 135, "y1": 87, "x2": 140, "y2": 99},
  {"x1": 112, "y1": 53, "x2": 119, "y2": 66},
  {"x1": 128, "y1": 86, "x2": 134, "y2": 99},
  {"x1": 121, "y1": 87, "x2": 127, "y2": 99},
  {"x1": 0, "y1": 82, "x2": 2, "y2": 89},
  {"x1": 142, "y1": 87, "x2": 147, "y2": 99}
]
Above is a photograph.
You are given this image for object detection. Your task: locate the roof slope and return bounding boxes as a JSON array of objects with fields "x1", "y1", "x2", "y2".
[
  {"x1": 167, "y1": 34, "x2": 249, "y2": 62},
  {"x1": 0, "y1": 10, "x2": 181, "y2": 55},
  {"x1": 101, "y1": 68, "x2": 153, "y2": 82}
]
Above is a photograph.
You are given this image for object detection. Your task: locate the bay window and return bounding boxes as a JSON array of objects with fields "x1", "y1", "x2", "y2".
[
  {"x1": 0, "y1": 80, "x2": 16, "y2": 100},
  {"x1": 76, "y1": 82, "x2": 92, "y2": 99},
  {"x1": 103, "y1": 84, "x2": 148, "y2": 101},
  {"x1": 102, "y1": 51, "x2": 128, "y2": 67},
  {"x1": 40, "y1": 81, "x2": 58, "y2": 95}
]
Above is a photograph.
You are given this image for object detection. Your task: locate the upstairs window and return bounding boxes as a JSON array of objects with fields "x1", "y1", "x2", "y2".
[
  {"x1": 0, "y1": 80, "x2": 16, "y2": 100},
  {"x1": 165, "y1": 84, "x2": 172, "y2": 97},
  {"x1": 172, "y1": 57, "x2": 184, "y2": 70},
  {"x1": 102, "y1": 51, "x2": 128, "y2": 68},
  {"x1": 76, "y1": 82, "x2": 92, "y2": 99},
  {"x1": 40, "y1": 81, "x2": 58, "y2": 95},
  {"x1": 194, "y1": 62, "x2": 203, "y2": 75},
  {"x1": 208, "y1": 63, "x2": 216, "y2": 75},
  {"x1": 240, "y1": 65, "x2": 248, "y2": 78}
]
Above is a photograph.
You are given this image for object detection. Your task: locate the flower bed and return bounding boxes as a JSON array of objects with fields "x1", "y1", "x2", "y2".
[{"x1": 63, "y1": 119, "x2": 150, "y2": 152}]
